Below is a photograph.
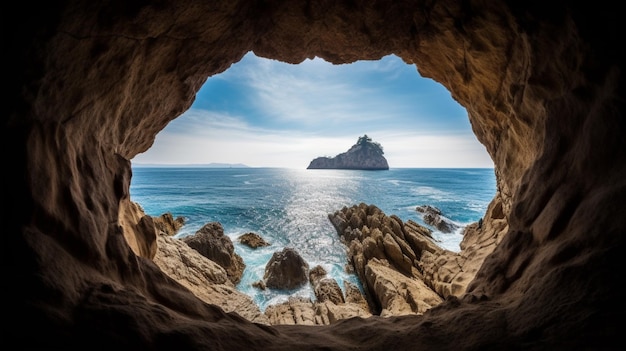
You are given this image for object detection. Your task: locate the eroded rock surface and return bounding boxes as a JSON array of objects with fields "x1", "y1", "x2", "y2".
[
  {"x1": 263, "y1": 247, "x2": 310, "y2": 290},
  {"x1": 238, "y1": 232, "x2": 270, "y2": 248},
  {"x1": 8, "y1": 1, "x2": 623, "y2": 349},
  {"x1": 182, "y1": 222, "x2": 246, "y2": 285},
  {"x1": 154, "y1": 230, "x2": 269, "y2": 324},
  {"x1": 416, "y1": 205, "x2": 459, "y2": 233}
]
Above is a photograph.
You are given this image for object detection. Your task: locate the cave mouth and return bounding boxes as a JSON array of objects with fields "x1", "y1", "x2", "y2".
[
  {"x1": 128, "y1": 51, "x2": 498, "y2": 317},
  {"x1": 10, "y1": 0, "x2": 622, "y2": 348},
  {"x1": 132, "y1": 52, "x2": 494, "y2": 169}
]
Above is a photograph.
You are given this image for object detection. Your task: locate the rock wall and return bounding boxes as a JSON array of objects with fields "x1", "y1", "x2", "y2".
[{"x1": 7, "y1": 1, "x2": 623, "y2": 350}]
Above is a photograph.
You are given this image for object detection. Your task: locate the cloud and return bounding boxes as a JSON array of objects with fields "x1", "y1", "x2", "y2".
[
  {"x1": 210, "y1": 53, "x2": 467, "y2": 132},
  {"x1": 132, "y1": 53, "x2": 494, "y2": 168}
]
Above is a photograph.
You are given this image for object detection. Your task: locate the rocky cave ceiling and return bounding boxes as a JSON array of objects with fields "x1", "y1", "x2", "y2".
[{"x1": 6, "y1": 0, "x2": 624, "y2": 350}]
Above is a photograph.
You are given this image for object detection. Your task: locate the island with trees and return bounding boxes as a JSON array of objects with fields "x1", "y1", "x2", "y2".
[{"x1": 307, "y1": 135, "x2": 389, "y2": 170}]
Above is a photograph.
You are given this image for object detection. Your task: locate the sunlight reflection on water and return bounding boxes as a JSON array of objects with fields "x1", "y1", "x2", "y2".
[
  {"x1": 131, "y1": 167, "x2": 496, "y2": 311},
  {"x1": 231, "y1": 169, "x2": 365, "y2": 310}
]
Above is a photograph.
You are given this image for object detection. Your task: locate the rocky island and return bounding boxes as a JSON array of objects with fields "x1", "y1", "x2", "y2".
[{"x1": 307, "y1": 135, "x2": 389, "y2": 170}]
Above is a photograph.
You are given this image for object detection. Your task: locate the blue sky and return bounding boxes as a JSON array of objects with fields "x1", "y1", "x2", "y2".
[{"x1": 132, "y1": 52, "x2": 494, "y2": 168}]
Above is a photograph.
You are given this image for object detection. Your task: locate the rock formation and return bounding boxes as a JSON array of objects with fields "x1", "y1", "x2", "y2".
[
  {"x1": 307, "y1": 135, "x2": 389, "y2": 170},
  {"x1": 262, "y1": 265, "x2": 372, "y2": 325},
  {"x1": 182, "y1": 222, "x2": 246, "y2": 285},
  {"x1": 8, "y1": 1, "x2": 624, "y2": 349},
  {"x1": 153, "y1": 211, "x2": 186, "y2": 236},
  {"x1": 238, "y1": 232, "x2": 270, "y2": 248},
  {"x1": 263, "y1": 247, "x2": 310, "y2": 290},
  {"x1": 415, "y1": 205, "x2": 460, "y2": 233},
  {"x1": 309, "y1": 265, "x2": 345, "y2": 305},
  {"x1": 154, "y1": 230, "x2": 269, "y2": 324}
]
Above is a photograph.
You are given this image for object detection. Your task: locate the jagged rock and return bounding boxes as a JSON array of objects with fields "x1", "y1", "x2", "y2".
[
  {"x1": 252, "y1": 280, "x2": 266, "y2": 290},
  {"x1": 264, "y1": 297, "x2": 318, "y2": 325},
  {"x1": 153, "y1": 231, "x2": 269, "y2": 325},
  {"x1": 344, "y1": 281, "x2": 370, "y2": 313},
  {"x1": 314, "y1": 278, "x2": 345, "y2": 305},
  {"x1": 118, "y1": 200, "x2": 158, "y2": 259},
  {"x1": 152, "y1": 212, "x2": 186, "y2": 236},
  {"x1": 238, "y1": 232, "x2": 270, "y2": 248},
  {"x1": 309, "y1": 265, "x2": 345, "y2": 304},
  {"x1": 365, "y1": 258, "x2": 443, "y2": 317},
  {"x1": 330, "y1": 202, "x2": 502, "y2": 315},
  {"x1": 308, "y1": 265, "x2": 328, "y2": 286},
  {"x1": 263, "y1": 247, "x2": 310, "y2": 290},
  {"x1": 416, "y1": 205, "x2": 459, "y2": 233},
  {"x1": 307, "y1": 135, "x2": 389, "y2": 170},
  {"x1": 182, "y1": 222, "x2": 246, "y2": 285},
  {"x1": 264, "y1": 297, "x2": 372, "y2": 325}
]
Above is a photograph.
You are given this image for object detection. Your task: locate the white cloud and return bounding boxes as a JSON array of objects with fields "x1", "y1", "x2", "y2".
[
  {"x1": 132, "y1": 53, "x2": 494, "y2": 169},
  {"x1": 133, "y1": 109, "x2": 493, "y2": 168}
]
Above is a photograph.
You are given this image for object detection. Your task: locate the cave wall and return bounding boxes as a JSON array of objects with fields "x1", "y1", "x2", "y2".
[{"x1": 6, "y1": 0, "x2": 624, "y2": 349}]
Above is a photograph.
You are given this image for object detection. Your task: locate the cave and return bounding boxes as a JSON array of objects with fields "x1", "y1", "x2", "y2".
[{"x1": 7, "y1": 1, "x2": 624, "y2": 350}]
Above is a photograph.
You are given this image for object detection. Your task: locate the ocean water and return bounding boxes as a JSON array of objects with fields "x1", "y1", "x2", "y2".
[{"x1": 130, "y1": 167, "x2": 496, "y2": 311}]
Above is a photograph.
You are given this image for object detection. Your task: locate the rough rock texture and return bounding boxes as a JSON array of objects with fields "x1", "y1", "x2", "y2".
[
  {"x1": 262, "y1": 263, "x2": 372, "y2": 325},
  {"x1": 238, "y1": 232, "x2": 270, "y2": 248},
  {"x1": 263, "y1": 247, "x2": 310, "y2": 290},
  {"x1": 154, "y1": 231, "x2": 269, "y2": 325},
  {"x1": 416, "y1": 205, "x2": 459, "y2": 233},
  {"x1": 182, "y1": 222, "x2": 246, "y2": 285},
  {"x1": 330, "y1": 204, "x2": 441, "y2": 314},
  {"x1": 264, "y1": 297, "x2": 372, "y2": 326},
  {"x1": 307, "y1": 135, "x2": 389, "y2": 170},
  {"x1": 309, "y1": 265, "x2": 346, "y2": 305},
  {"x1": 153, "y1": 212, "x2": 186, "y2": 236},
  {"x1": 7, "y1": 1, "x2": 624, "y2": 349}
]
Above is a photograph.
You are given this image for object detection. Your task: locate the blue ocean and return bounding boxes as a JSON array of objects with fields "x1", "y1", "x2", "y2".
[{"x1": 130, "y1": 167, "x2": 496, "y2": 311}]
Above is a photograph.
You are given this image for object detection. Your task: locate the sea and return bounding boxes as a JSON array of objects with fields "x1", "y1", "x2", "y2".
[{"x1": 129, "y1": 167, "x2": 496, "y2": 311}]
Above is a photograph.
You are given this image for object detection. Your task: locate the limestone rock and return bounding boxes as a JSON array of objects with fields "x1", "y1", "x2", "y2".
[
  {"x1": 307, "y1": 135, "x2": 389, "y2": 170},
  {"x1": 308, "y1": 265, "x2": 328, "y2": 286},
  {"x1": 153, "y1": 232, "x2": 269, "y2": 324},
  {"x1": 118, "y1": 199, "x2": 158, "y2": 259},
  {"x1": 238, "y1": 232, "x2": 270, "y2": 248},
  {"x1": 416, "y1": 205, "x2": 460, "y2": 233},
  {"x1": 329, "y1": 202, "x2": 502, "y2": 315},
  {"x1": 365, "y1": 258, "x2": 443, "y2": 316},
  {"x1": 309, "y1": 265, "x2": 345, "y2": 305},
  {"x1": 263, "y1": 247, "x2": 310, "y2": 290},
  {"x1": 182, "y1": 222, "x2": 246, "y2": 285},
  {"x1": 9, "y1": 1, "x2": 623, "y2": 349},
  {"x1": 264, "y1": 297, "x2": 318, "y2": 325},
  {"x1": 344, "y1": 281, "x2": 370, "y2": 313},
  {"x1": 152, "y1": 212, "x2": 186, "y2": 236},
  {"x1": 264, "y1": 297, "x2": 372, "y2": 326}
]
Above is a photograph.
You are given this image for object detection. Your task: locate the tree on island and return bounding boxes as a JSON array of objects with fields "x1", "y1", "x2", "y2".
[{"x1": 357, "y1": 134, "x2": 384, "y2": 155}]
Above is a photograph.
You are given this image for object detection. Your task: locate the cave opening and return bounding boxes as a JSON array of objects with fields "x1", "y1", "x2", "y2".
[
  {"x1": 128, "y1": 51, "x2": 498, "y2": 322},
  {"x1": 9, "y1": 0, "x2": 622, "y2": 348}
]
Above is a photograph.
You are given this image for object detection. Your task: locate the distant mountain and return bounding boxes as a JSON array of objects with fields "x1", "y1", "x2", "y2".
[
  {"x1": 307, "y1": 135, "x2": 389, "y2": 170},
  {"x1": 133, "y1": 163, "x2": 250, "y2": 168}
]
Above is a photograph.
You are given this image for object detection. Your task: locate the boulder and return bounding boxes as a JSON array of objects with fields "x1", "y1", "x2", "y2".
[
  {"x1": 153, "y1": 212, "x2": 186, "y2": 236},
  {"x1": 182, "y1": 222, "x2": 246, "y2": 285},
  {"x1": 238, "y1": 232, "x2": 270, "y2": 248},
  {"x1": 153, "y1": 231, "x2": 269, "y2": 324},
  {"x1": 416, "y1": 205, "x2": 460, "y2": 233},
  {"x1": 263, "y1": 247, "x2": 310, "y2": 290}
]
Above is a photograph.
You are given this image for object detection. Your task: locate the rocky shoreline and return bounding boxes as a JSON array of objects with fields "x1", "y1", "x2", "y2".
[{"x1": 141, "y1": 194, "x2": 508, "y2": 325}]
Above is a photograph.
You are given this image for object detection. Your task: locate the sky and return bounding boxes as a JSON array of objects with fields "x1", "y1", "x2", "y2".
[{"x1": 132, "y1": 52, "x2": 494, "y2": 169}]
